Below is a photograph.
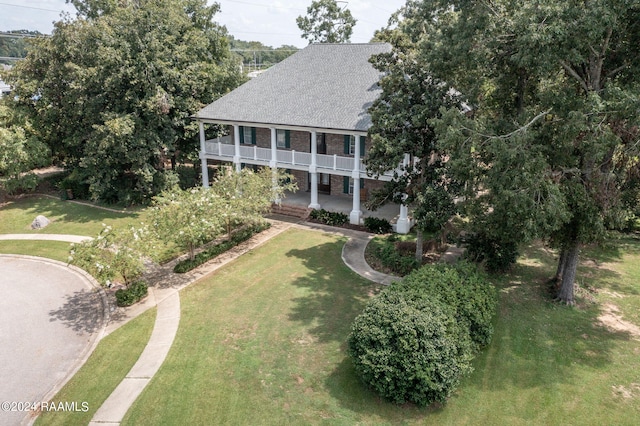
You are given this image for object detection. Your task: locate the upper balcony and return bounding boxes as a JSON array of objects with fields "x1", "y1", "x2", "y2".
[{"x1": 201, "y1": 136, "x2": 400, "y2": 181}]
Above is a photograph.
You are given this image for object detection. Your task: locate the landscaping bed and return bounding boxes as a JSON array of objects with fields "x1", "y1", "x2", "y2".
[
  {"x1": 365, "y1": 233, "x2": 450, "y2": 276},
  {"x1": 172, "y1": 222, "x2": 271, "y2": 273}
]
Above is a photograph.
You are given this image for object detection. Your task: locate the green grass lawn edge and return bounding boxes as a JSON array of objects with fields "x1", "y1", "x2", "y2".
[{"x1": 34, "y1": 308, "x2": 156, "y2": 426}]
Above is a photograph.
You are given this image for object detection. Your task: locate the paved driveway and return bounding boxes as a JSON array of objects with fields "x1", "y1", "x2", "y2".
[{"x1": 0, "y1": 256, "x2": 104, "y2": 426}]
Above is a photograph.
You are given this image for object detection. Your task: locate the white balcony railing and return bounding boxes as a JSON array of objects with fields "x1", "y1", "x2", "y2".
[{"x1": 202, "y1": 140, "x2": 400, "y2": 181}]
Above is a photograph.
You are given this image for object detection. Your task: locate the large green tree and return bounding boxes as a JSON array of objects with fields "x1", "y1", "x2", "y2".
[
  {"x1": 366, "y1": 25, "x2": 461, "y2": 261},
  {"x1": 0, "y1": 101, "x2": 50, "y2": 194},
  {"x1": 296, "y1": 0, "x2": 357, "y2": 44},
  {"x1": 8, "y1": 0, "x2": 243, "y2": 204},
  {"x1": 401, "y1": 0, "x2": 640, "y2": 303}
]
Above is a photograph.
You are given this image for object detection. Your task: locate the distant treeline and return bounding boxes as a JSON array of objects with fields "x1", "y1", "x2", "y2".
[
  {"x1": 0, "y1": 30, "x2": 42, "y2": 64},
  {"x1": 229, "y1": 36, "x2": 298, "y2": 71}
]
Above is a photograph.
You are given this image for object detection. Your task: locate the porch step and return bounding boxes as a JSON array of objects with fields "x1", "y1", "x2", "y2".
[{"x1": 271, "y1": 203, "x2": 312, "y2": 219}]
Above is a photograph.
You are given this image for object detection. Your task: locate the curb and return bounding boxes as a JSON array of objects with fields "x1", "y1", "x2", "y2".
[{"x1": 0, "y1": 255, "x2": 109, "y2": 426}]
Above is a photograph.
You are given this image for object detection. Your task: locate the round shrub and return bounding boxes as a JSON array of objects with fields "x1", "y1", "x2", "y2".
[
  {"x1": 395, "y1": 262, "x2": 497, "y2": 349},
  {"x1": 348, "y1": 291, "x2": 472, "y2": 406},
  {"x1": 115, "y1": 281, "x2": 148, "y2": 307}
]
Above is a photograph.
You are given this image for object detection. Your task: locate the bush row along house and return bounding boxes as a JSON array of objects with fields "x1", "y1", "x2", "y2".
[{"x1": 195, "y1": 43, "x2": 413, "y2": 233}]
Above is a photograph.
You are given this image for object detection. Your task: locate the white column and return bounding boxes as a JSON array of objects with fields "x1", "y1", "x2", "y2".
[
  {"x1": 350, "y1": 134, "x2": 362, "y2": 225},
  {"x1": 270, "y1": 128, "x2": 278, "y2": 168},
  {"x1": 270, "y1": 128, "x2": 280, "y2": 203},
  {"x1": 199, "y1": 122, "x2": 209, "y2": 188},
  {"x1": 308, "y1": 131, "x2": 321, "y2": 209},
  {"x1": 396, "y1": 153, "x2": 411, "y2": 234},
  {"x1": 233, "y1": 124, "x2": 241, "y2": 172}
]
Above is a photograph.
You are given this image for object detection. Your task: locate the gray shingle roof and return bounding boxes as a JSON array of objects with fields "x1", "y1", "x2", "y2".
[{"x1": 196, "y1": 43, "x2": 391, "y2": 133}]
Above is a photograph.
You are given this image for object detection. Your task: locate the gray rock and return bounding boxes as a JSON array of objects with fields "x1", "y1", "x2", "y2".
[{"x1": 31, "y1": 215, "x2": 50, "y2": 229}]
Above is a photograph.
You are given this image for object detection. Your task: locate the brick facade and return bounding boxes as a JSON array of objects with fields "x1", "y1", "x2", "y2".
[{"x1": 223, "y1": 124, "x2": 380, "y2": 199}]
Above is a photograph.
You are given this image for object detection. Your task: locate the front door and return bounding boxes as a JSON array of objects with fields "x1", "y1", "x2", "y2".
[
  {"x1": 316, "y1": 133, "x2": 327, "y2": 155},
  {"x1": 310, "y1": 133, "x2": 330, "y2": 193},
  {"x1": 308, "y1": 172, "x2": 331, "y2": 194}
]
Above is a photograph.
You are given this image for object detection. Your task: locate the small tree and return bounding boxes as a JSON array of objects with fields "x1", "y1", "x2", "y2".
[
  {"x1": 210, "y1": 167, "x2": 297, "y2": 239},
  {"x1": 296, "y1": 0, "x2": 356, "y2": 44},
  {"x1": 151, "y1": 167, "x2": 297, "y2": 258},
  {"x1": 150, "y1": 186, "x2": 224, "y2": 261},
  {"x1": 69, "y1": 224, "x2": 146, "y2": 288}
]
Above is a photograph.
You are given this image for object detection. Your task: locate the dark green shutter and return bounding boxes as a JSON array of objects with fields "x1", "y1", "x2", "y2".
[
  {"x1": 360, "y1": 136, "x2": 366, "y2": 156},
  {"x1": 360, "y1": 178, "x2": 365, "y2": 189},
  {"x1": 285, "y1": 130, "x2": 291, "y2": 149},
  {"x1": 251, "y1": 127, "x2": 257, "y2": 145},
  {"x1": 343, "y1": 176, "x2": 349, "y2": 194},
  {"x1": 344, "y1": 135, "x2": 350, "y2": 154},
  {"x1": 239, "y1": 126, "x2": 245, "y2": 142}
]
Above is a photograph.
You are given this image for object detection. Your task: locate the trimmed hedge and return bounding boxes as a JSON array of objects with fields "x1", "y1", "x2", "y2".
[
  {"x1": 115, "y1": 281, "x2": 148, "y2": 307},
  {"x1": 173, "y1": 222, "x2": 270, "y2": 273},
  {"x1": 348, "y1": 292, "x2": 472, "y2": 406},
  {"x1": 309, "y1": 209, "x2": 348, "y2": 226},
  {"x1": 363, "y1": 216, "x2": 393, "y2": 234},
  {"x1": 348, "y1": 261, "x2": 497, "y2": 406}
]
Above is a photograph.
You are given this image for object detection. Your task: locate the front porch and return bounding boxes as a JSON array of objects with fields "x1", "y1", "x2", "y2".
[
  {"x1": 201, "y1": 138, "x2": 399, "y2": 181},
  {"x1": 198, "y1": 123, "x2": 414, "y2": 233},
  {"x1": 276, "y1": 190, "x2": 412, "y2": 232}
]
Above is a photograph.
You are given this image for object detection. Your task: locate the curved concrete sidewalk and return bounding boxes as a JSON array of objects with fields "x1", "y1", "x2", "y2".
[
  {"x1": 88, "y1": 219, "x2": 295, "y2": 424},
  {"x1": 3, "y1": 219, "x2": 397, "y2": 425},
  {"x1": 0, "y1": 233, "x2": 91, "y2": 243},
  {"x1": 89, "y1": 292, "x2": 180, "y2": 425},
  {"x1": 87, "y1": 219, "x2": 396, "y2": 424},
  {"x1": 341, "y1": 235, "x2": 400, "y2": 285},
  {"x1": 291, "y1": 220, "x2": 400, "y2": 285}
]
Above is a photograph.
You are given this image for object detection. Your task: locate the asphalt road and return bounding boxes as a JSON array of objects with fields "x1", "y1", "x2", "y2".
[{"x1": 0, "y1": 256, "x2": 103, "y2": 426}]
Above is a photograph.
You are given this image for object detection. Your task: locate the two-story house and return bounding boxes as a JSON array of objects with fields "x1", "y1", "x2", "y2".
[{"x1": 195, "y1": 43, "x2": 412, "y2": 233}]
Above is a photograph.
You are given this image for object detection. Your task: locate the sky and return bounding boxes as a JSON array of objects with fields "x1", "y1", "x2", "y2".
[{"x1": 0, "y1": 0, "x2": 407, "y2": 48}]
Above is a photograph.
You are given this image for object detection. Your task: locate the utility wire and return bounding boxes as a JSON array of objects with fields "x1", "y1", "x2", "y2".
[{"x1": 0, "y1": 1, "x2": 63, "y2": 12}]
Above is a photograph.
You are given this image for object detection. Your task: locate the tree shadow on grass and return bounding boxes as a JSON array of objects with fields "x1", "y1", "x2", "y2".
[
  {"x1": 285, "y1": 239, "x2": 433, "y2": 421},
  {"x1": 324, "y1": 356, "x2": 439, "y2": 422},
  {"x1": 476, "y1": 241, "x2": 637, "y2": 393},
  {"x1": 0, "y1": 196, "x2": 136, "y2": 231},
  {"x1": 48, "y1": 289, "x2": 103, "y2": 335},
  {"x1": 515, "y1": 240, "x2": 627, "y2": 297},
  {"x1": 285, "y1": 239, "x2": 382, "y2": 345},
  {"x1": 317, "y1": 238, "x2": 639, "y2": 420}
]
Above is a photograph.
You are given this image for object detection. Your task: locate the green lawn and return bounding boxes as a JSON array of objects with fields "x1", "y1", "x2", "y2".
[
  {"x1": 0, "y1": 196, "x2": 183, "y2": 262},
  {"x1": 6, "y1": 192, "x2": 638, "y2": 425},
  {"x1": 0, "y1": 240, "x2": 73, "y2": 262},
  {"x1": 0, "y1": 195, "x2": 141, "y2": 236},
  {"x1": 117, "y1": 228, "x2": 640, "y2": 425},
  {"x1": 35, "y1": 308, "x2": 156, "y2": 426}
]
